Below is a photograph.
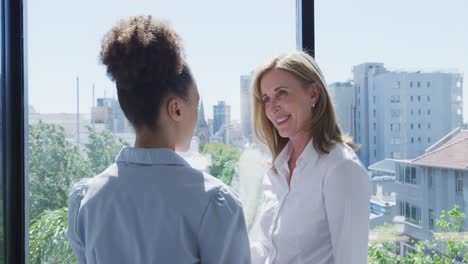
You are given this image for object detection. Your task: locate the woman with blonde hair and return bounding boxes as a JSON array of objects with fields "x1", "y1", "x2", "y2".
[{"x1": 250, "y1": 51, "x2": 371, "y2": 264}]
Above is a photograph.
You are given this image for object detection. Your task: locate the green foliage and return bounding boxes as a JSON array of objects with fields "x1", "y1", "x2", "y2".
[
  {"x1": 368, "y1": 205, "x2": 468, "y2": 263},
  {"x1": 29, "y1": 123, "x2": 128, "y2": 263},
  {"x1": 85, "y1": 126, "x2": 129, "y2": 175},
  {"x1": 29, "y1": 122, "x2": 92, "y2": 220},
  {"x1": 29, "y1": 207, "x2": 76, "y2": 264},
  {"x1": 202, "y1": 143, "x2": 240, "y2": 185}
]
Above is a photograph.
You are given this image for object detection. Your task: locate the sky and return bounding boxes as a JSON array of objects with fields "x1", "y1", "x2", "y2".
[{"x1": 28, "y1": 0, "x2": 468, "y2": 122}]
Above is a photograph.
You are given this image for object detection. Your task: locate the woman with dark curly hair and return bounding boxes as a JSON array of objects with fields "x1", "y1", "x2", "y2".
[{"x1": 67, "y1": 16, "x2": 250, "y2": 264}]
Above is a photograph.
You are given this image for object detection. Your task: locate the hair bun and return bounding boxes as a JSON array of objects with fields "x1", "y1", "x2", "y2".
[{"x1": 100, "y1": 15, "x2": 184, "y2": 91}]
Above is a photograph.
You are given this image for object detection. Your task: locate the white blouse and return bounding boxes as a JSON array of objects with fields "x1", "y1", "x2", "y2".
[{"x1": 250, "y1": 140, "x2": 371, "y2": 264}]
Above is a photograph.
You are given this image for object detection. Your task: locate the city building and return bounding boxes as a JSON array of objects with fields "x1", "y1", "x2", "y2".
[
  {"x1": 352, "y1": 63, "x2": 463, "y2": 167},
  {"x1": 393, "y1": 128, "x2": 468, "y2": 251},
  {"x1": 240, "y1": 73, "x2": 254, "y2": 141},
  {"x1": 213, "y1": 101, "x2": 231, "y2": 144},
  {"x1": 328, "y1": 82, "x2": 355, "y2": 137}
]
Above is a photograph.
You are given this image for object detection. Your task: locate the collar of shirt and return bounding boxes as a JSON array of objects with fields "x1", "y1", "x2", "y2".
[
  {"x1": 115, "y1": 147, "x2": 190, "y2": 167},
  {"x1": 271, "y1": 138, "x2": 320, "y2": 182}
]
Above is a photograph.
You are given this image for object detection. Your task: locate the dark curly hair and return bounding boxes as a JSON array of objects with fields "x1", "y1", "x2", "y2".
[{"x1": 100, "y1": 15, "x2": 194, "y2": 129}]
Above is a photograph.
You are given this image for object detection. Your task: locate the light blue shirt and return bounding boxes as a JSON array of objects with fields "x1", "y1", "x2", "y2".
[{"x1": 67, "y1": 147, "x2": 251, "y2": 264}]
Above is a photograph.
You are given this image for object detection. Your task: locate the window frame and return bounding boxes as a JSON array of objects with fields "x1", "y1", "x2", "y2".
[{"x1": 1, "y1": 0, "x2": 27, "y2": 262}]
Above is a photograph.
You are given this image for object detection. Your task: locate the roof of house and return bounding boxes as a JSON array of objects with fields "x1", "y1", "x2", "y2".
[{"x1": 411, "y1": 129, "x2": 468, "y2": 170}]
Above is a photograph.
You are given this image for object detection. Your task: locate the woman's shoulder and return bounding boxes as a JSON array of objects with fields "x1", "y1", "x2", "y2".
[
  {"x1": 322, "y1": 143, "x2": 363, "y2": 166},
  {"x1": 201, "y1": 172, "x2": 243, "y2": 207}
]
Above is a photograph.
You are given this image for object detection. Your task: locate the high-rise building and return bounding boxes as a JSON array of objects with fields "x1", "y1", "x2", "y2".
[
  {"x1": 352, "y1": 63, "x2": 463, "y2": 167},
  {"x1": 328, "y1": 82, "x2": 355, "y2": 137},
  {"x1": 213, "y1": 101, "x2": 231, "y2": 144},
  {"x1": 240, "y1": 74, "x2": 254, "y2": 141}
]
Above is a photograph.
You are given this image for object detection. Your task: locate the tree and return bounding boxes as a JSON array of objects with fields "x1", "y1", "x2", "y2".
[
  {"x1": 29, "y1": 208, "x2": 76, "y2": 264},
  {"x1": 29, "y1": 122, "x2": 92, "y2": 220},
  {"x1": 368, "y1": 205, "x2": 468, "y2": 263},
  {"x1": 28, "y1": 123, "x2": 129, "y2": 263},
  {"x1": 202, "y1": 143, "x2": 240, "y2": 185},
  {"x1": 85, "y1": 126, "x2": 129, "y2": 175}
]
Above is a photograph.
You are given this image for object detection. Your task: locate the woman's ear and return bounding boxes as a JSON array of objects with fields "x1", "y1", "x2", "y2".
[
  {"x1": 309, "y1": 82, "x2": 321, "y2": 107},
  {"x1": 166, "y1": 97, "x2": 183, "y2": 122}
]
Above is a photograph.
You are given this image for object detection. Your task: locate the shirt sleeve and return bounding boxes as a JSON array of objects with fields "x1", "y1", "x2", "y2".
[
  {"x1": 323, "y1": 159, "x2": 371, "y2": 264},
  {"x1": 67, "y1": 179, "x2": 89, "y2": 264},
  {"x1": 198, "y1": 186, "x2": 251, "y2": 264},
  {"x1": 250, "y1": 175, "x2": 273, "y2": 264}
]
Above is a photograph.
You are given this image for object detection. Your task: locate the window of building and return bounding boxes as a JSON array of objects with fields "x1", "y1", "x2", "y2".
[
  {"x1": 373, "y1": 109, "x2": 376, "y2": 118},
  {"x1": 428, "y1": 137, "x2": 431, "y2": 143},
  {"x1": 411, "y1": 95, "x2": 414, "y2": 101},
  {"x1": 428, "y1": 168, "x2": 433, "y2": 188},
  {"x1": 410, "y1": 81, "x2": 413, "y2": 88},
  {"x1": 411, "y1": 137, "x2": 414, "y2": 143},
  {"x1": 390, "y1": 123, "x2": 393, "y2": 131},
  {"x1": 418, "y1": 109, "x2": 421, "y2": 115},
  {"x1": 456, "y1": 171, "x2": 463, "y2": 193},
  {"x1": 427, "y1": 81, "x2": 431, "y2": 88},
  {"x1": 429, "y1": 209, "x2": 434, "y2": 230},
  {"x1": 418, "y1": 95, "x2": 421, "y2": 102},
  {"x1": 411, "y1": 123, "x2": 414, "y2": 129},
  {"x1": 428, "y1": 123, "x2": 431, "y2": 129},
  {"x1": 373, "y1": 122, "x2": 376, "y2": 130},
  {"x1": 418, "y1": 137, "x2": 421, "y2": 143},
  {"x1": 427, "y1": 95, "x2": 430, "y2": 102},
  {"x1": 374, "y1": 136, "x2": 376, "y2": 144},
  {"x1": 418, "y1": 123, "x2": 421, "y2": 129},
  {"x1": 428, "y1": 109, "x2": 431, "y2": 115}
]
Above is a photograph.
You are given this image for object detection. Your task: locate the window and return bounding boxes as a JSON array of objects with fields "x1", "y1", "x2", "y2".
[
  {"x1": 410, "y1": 81, "x2": 413, "y2": 87},
  {"x1": 427, "y1": 81, "x2": 430, "y2": 88},
  {"x1": 428, "y1": 123, "x2": 431, "y2": 129},
  {"x1": 428, "y1": 109, "x2": 431, "y2": 115},
  {"x1": 411, "y1": 137, "x2": 414, "y2": 143},
  {"x1": 411, "y1": 95, "x2": 414, "y2": 101},
  {"x1": 418, "y1": 109, "x2": 421, "y2": 116},
  {"x1": 428, "y1": 137, "x2": 431, "y2": 143},
  {"x1": 373, "y1": 96, "x2": 376, "y2": 104},
  {"x1": 428, "y1": 168, "x2": 433, "y2": 188},
  {"x1": 399, "y1": 200, "x2": 421, "y2": 225},
  {"x1": 429, "y1": 209, "x2": 434, "y2": 230},
  {"x1": 418, "y1": 123, "x2": 421, "y2": 129},
  {"x1": 411, "y1": 123, "x2": 414, "y2": 129},
  {"x1": 456, "y1": 171, "x2": 463, "y2": 193},
  {"x1": 390, "y1": 123, "x2": 393, "y2": 131},
  {"x1": 427, "y1": 96, "x2": 430, "y2": 102},
  {"x1": 417, "y1": 81, "x2": 420, "y2": 87},
  {"x1": 374, "y1": 136, "x2": 376, "y2": 144},
  {"x1": 418, "y1": 137, "x2": 421, "y2": 143},
  {"x1": 373, "y1": 109, "x2": 376, "y2": 118},
  {"x1": 28, "y1": 1, "x2": 297, "y2": 263},
  {"x1": 418, "y1": 95, "x2": 421, "y2": 102},
  {"x1": 373, "y1": 122, "x2": 376, "y2": 130},
  {"x1": 411, "y1": 109, "x2": 414, "y2": 115}
]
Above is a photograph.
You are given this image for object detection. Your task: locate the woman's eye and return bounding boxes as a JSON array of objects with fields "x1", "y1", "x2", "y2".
[
  {"x1": 277, "y1": 90, "x2": 287, "y2": 96},
  {"x1": 262, "y1": 97, "x2": 270, "y2": 104}
]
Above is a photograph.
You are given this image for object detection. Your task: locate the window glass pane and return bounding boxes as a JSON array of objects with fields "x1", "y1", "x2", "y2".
[
  {"x1": 317, "y1": 0, "x2": 468, "y2": 261},
  {"x1": 28, "y1": 1, "x2": 295, "y2": 262}
]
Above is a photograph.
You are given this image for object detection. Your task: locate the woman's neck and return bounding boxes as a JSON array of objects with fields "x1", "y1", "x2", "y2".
[
  {"x1": 289, "y1": 131, "x2": 313, "y2": 162},
  {"x1": 134, "y1": 127, "x2": 175, "y2": 150}
]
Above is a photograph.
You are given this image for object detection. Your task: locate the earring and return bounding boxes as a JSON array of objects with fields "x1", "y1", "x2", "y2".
[{"x1": 312, "y1": 103, "x2": 316, "y2": 108}]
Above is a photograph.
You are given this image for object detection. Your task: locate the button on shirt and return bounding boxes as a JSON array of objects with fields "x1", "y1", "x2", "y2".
[
  {"x1": 67, "y1": 147, "x2": 251, "y2": 264},
  {"x1": 250, "y1": 140, "x2": 371, "y2": 264}
]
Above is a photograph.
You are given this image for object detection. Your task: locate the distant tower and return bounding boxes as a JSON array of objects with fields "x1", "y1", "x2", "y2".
[{"x1": 195, "y1": 100, "x2": 209, "y2": 151}]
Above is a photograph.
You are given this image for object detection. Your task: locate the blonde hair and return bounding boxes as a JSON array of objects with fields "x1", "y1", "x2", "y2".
[{"x1": 252, "y1": 51, "x2": 356, "y2": 167}]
